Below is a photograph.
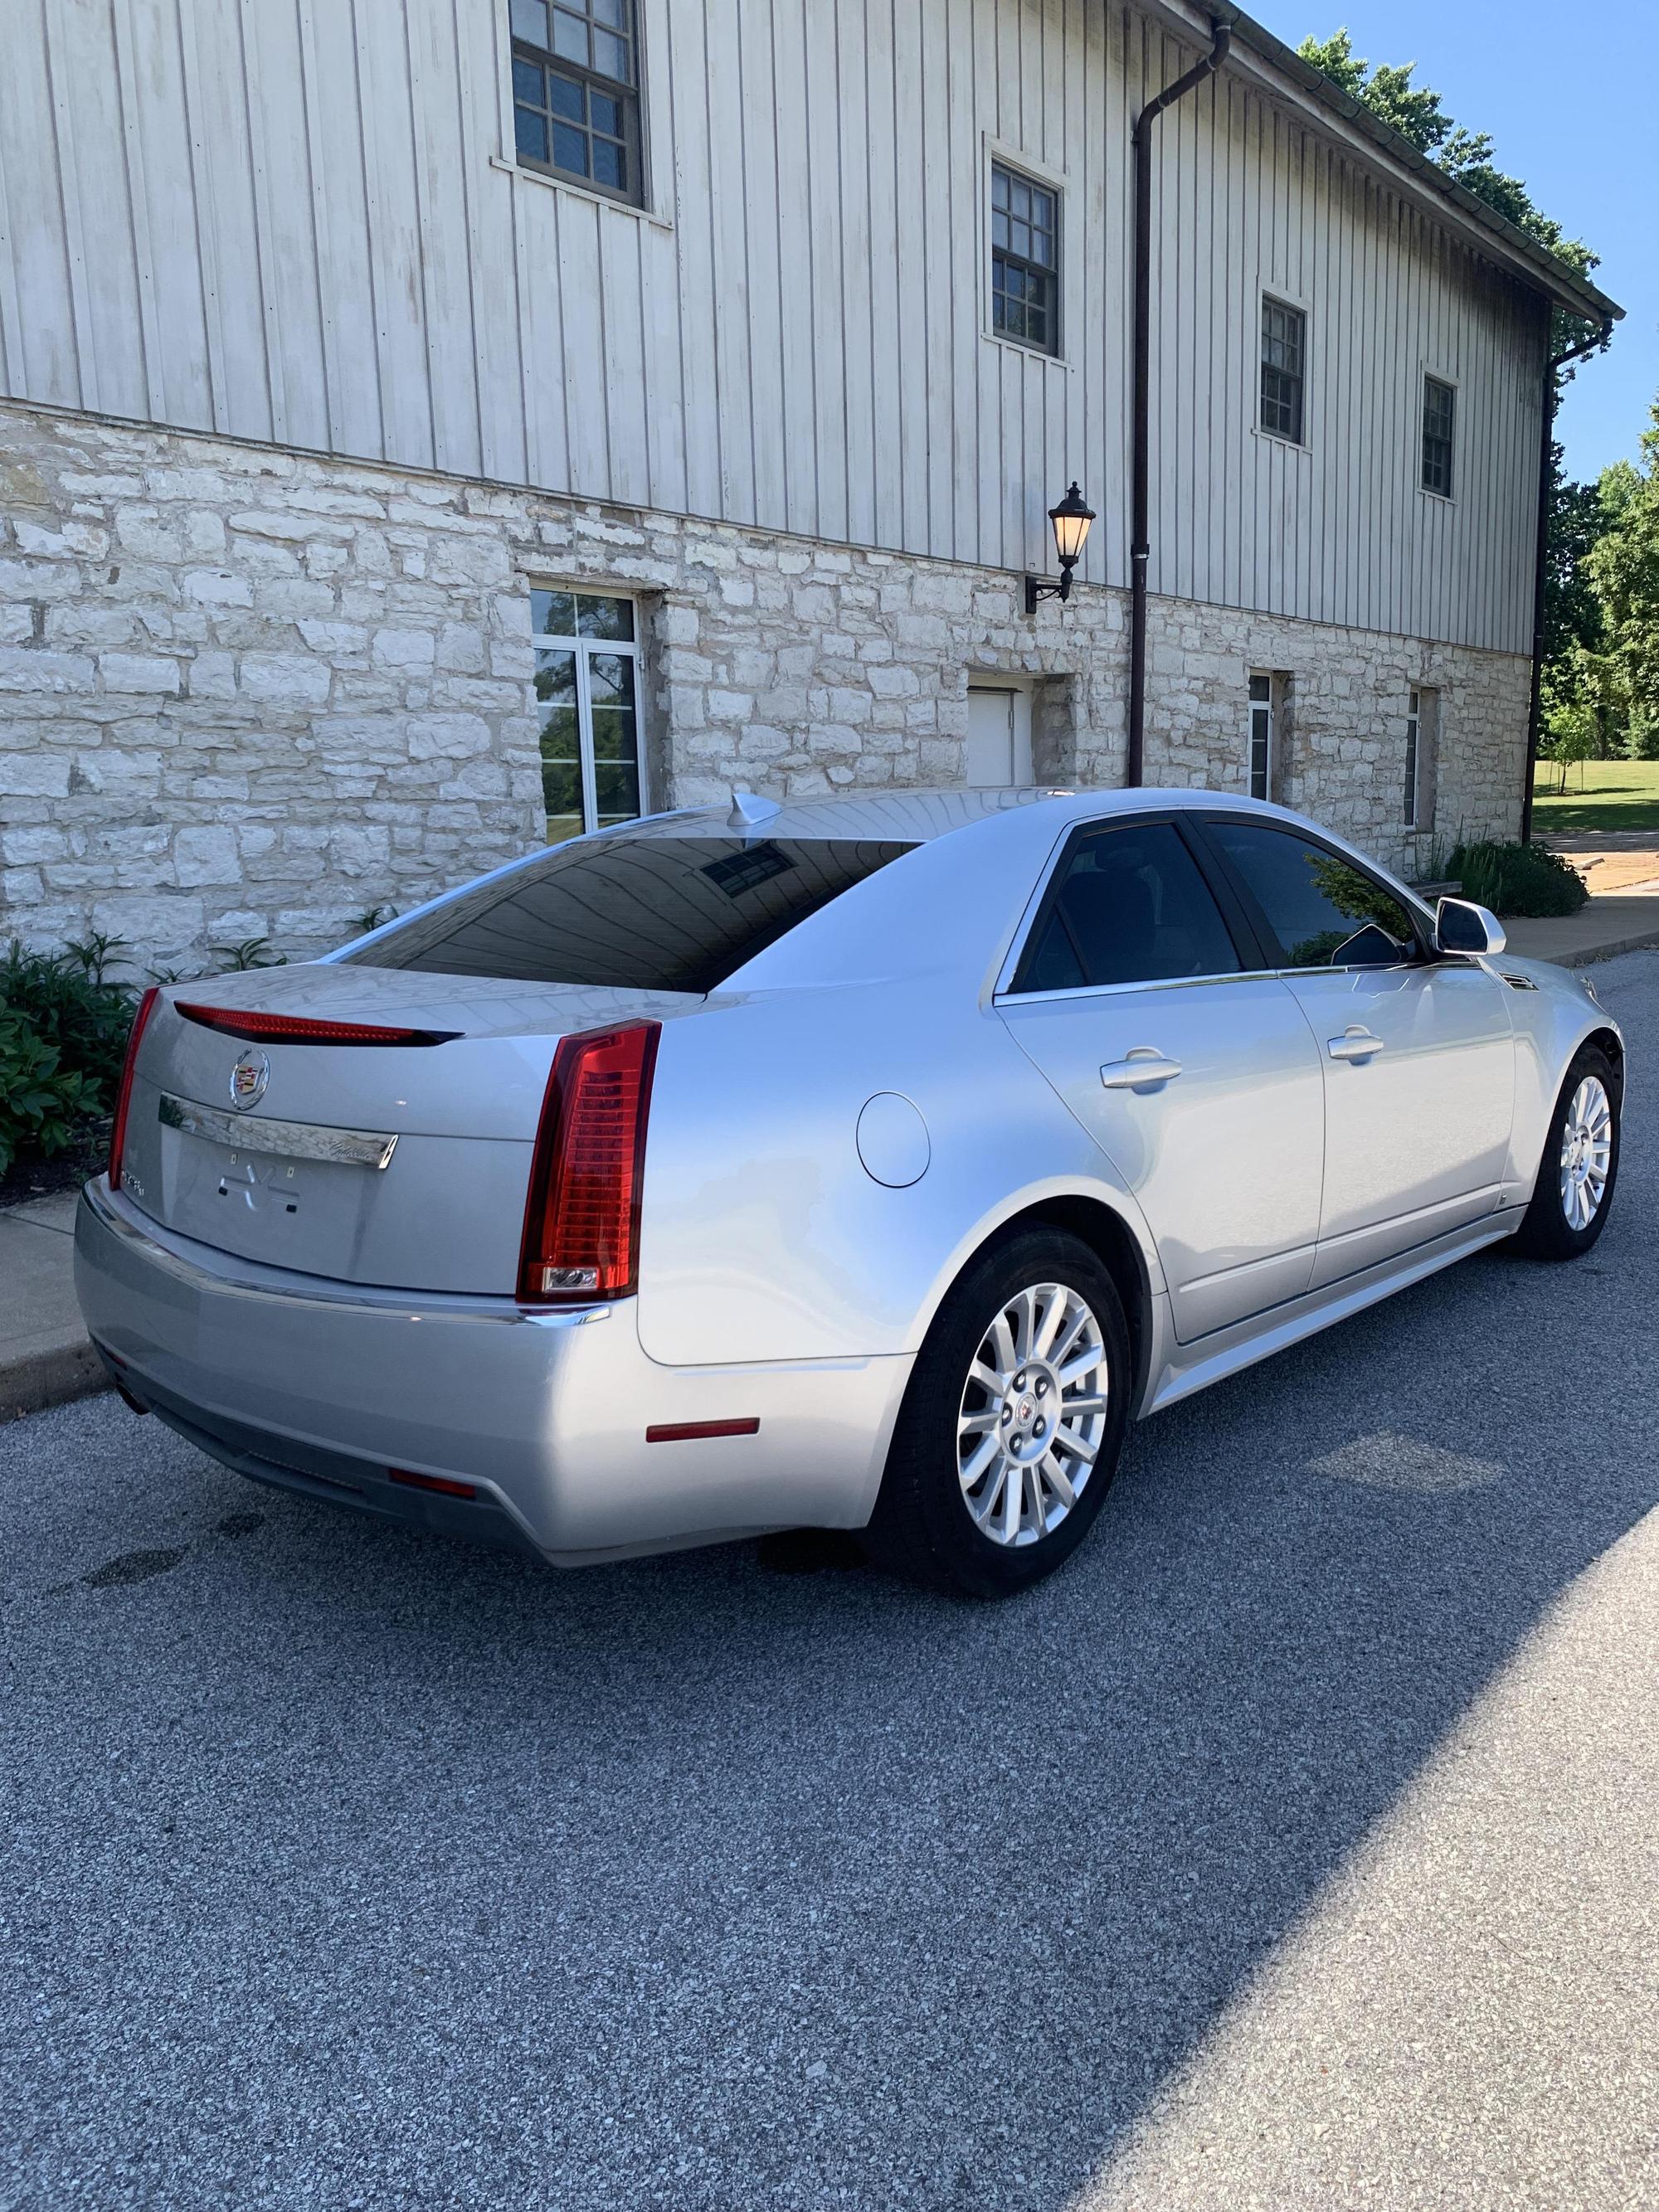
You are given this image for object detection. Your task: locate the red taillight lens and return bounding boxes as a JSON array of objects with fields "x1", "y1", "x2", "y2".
[
  {"x1": 518, "y1": 1021, "x2": 660, "y2": 1303},
  {"x1": 109, "y1": 987, "x2": 160, "y2": 1192},
  {"x1": 176, "y1": 1004, "x2": 457, "y2": 1047}
]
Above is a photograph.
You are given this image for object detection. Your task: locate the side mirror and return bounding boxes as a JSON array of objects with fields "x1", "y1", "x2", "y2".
[{"x1": 1435, "y1": 896, "x2": 1506, "y2": 957}]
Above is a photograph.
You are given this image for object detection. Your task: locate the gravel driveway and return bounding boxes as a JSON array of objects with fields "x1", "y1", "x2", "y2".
[{"x1": 4, "y1": 952, "x2": 1656, "y2": 2212}]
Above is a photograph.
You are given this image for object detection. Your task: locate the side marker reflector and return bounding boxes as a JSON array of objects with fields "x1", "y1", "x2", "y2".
[
  {"x1": 389, "y1": 1468, "x2": 479, "y2": 1500},
  {"x1": 645, "y1": 1418, "x2": 761, "y2": 1445}
]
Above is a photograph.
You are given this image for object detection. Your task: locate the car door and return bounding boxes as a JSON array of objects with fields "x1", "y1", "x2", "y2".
[
  {"x1": 1194, "y1": 814, "x2": 1515, "y2": 1286},
  {"x1": 996, "y1": 814, "x2": 1326, "y2": 1343}
]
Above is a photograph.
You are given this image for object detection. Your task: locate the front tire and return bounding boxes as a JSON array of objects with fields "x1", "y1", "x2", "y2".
[
  {"x1": 867, "y1": 1229, "x2": 1131, "y2": 1598},
  {"x1": 1512, "y1": 1044, "x2": 1621, "y2": 1262}
]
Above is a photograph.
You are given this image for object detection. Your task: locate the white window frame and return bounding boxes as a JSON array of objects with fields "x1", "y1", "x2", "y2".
[
  {"x1": 981, "y1": 134, "x2": 1071, "y2": 367},
  {"x1": 530, "y1": 589, "x2": 645, "y2": 839},
  {"x1": 1248, "y1": 672, "x2": 1275, "y2": 802},
  {"x1": 1404, "y1": 688, "x2": 1420, "y2": 828}
]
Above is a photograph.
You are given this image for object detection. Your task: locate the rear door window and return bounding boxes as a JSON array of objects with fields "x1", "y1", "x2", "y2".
[
  {"x1": 1012, "y1": 819, "x2": 1245, "y2": 993},
  {"x1": 1201, "y1": 819, "x2": 1420, "y2": 969},
  {"x1": 340, "y1": 835, "x2": 916, "y2": 992}
]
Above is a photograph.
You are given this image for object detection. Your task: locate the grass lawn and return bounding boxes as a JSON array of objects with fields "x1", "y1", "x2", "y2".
[{"x1": 1531, "y1": 759, "x2": 1659, "y2": 835}]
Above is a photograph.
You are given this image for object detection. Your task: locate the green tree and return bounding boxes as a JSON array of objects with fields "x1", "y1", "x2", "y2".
[{"x1": 1587, "y1": 413, "x2": 1659, "y2": 758}]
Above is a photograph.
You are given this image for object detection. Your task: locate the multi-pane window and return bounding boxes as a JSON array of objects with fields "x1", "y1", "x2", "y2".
[
  {"x1": 1422, "y1": 376, "x2": 1456, "y2": 497},
  {"x1": 532, "y1": 590, "x2": 644, "y2": 843},
  {"x1": 1248, "y1": 673, "x2": 1274, "y2": 802},
  {"x1": 510, "y1": 0, "x2": 640, "y2": 204},
  {"x1": 1404, "y1": 688, "x2": 1420, "y2": 827},
  {"x1": 1260, "y1": 297, "x2": 1306, "y2": 442},
  {"x1": 990, "y1": 163, "x2": 1059, "y2": 355}
]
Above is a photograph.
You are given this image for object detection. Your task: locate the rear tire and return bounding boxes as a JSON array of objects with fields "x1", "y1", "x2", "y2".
[
  {"x1": 1512, "y1": 1044, "x2": 1620, "y2": 1262},
  {"x1": 867, "y1": 1228, "x2": 1131, "y2": 1598}
]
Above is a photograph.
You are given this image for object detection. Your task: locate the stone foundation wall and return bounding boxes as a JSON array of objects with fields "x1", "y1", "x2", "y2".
[{"x1": 0, "y1": 401, "x2": 1527, "y2": 974}]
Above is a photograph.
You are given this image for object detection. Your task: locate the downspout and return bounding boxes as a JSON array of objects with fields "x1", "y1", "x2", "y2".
[
  {"x1": 1127, "y1": 19, "x2": 1230, "y2": 786},
  {"x1": 1519, "y1": 313, "x2": 1614, "y2": 843}
]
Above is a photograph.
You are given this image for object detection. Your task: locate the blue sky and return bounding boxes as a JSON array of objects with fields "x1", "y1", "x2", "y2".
[{"x1": 1259, "y1": 0, "x2": 1656, "y2": 485}]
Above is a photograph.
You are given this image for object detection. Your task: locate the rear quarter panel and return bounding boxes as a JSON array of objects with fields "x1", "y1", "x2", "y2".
[{"x1": 635, "y1": 979, "x2": 1160, "y2": 1366}]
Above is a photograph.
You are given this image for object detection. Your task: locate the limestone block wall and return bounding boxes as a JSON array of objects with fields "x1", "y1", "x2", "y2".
[{"x1": 0, "y1": 401, "x2": 1527, "y2": 975}]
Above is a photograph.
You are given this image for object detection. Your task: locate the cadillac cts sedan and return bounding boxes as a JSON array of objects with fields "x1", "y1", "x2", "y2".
[{"x1": 75, "y1": 788, "x2": 1624, "y2": 1597}]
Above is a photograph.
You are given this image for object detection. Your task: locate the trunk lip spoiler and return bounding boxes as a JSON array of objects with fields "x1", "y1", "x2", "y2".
[{"x1": 175, "y1": 1001, "x2": 461, "y2": 1048}]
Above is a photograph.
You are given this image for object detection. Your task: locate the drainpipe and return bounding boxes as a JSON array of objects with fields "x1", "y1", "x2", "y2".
[
  {"x1": 1127, "y1": 18, "x2": 1230, "y2": 787},
  {"x1": 1519, "y1": 313, "x2": 1614, "y2": 843}
]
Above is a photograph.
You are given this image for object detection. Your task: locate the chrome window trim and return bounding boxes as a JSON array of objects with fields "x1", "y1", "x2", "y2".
[{"x1": 995, "y1": 966, "x2": 1283, "y2": 1009}]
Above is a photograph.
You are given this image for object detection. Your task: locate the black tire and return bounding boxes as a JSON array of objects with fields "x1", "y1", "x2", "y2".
[
  {"x1": 1512, "y1": 1043, "x2": 1621, "y2": 1262},
  {"x1": 866, "y1": 1228, "x2": 1132, "y2": 1598}
]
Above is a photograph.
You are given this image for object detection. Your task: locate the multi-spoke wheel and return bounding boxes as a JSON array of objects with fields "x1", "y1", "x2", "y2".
[
  {"x1": 956, "y1": 1282, "x2": 1108, "y2": 1548},
  {"x1": 1515, "y1": 1043, "x2": 1621, "y2": 1262},
  {"x1": 1559, "y1": 1074, "x2": 1613, "y2": 1232},
  {"x1": 868, "y1": 1228, "x2": 1131, "y2": 1597}
]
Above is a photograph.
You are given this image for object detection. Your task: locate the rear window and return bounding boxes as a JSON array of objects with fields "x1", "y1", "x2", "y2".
[{"x1": 340, "y1": 835, "x2": 917, "y2": 993}]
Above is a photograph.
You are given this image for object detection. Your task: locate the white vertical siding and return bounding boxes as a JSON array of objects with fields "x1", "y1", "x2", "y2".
[{"x1": 0, "y1": 0, "x2": 1550, "y2": 653}]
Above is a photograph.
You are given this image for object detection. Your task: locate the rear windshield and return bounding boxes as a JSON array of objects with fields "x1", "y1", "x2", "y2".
[{"x1": 340, "y1": 835, "x2": 917, "y2": 993}]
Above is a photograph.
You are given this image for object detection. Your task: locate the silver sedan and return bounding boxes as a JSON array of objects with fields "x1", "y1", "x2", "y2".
[{"x1": 75, "y1": 789, "x2": 1624, "y2": 1597}]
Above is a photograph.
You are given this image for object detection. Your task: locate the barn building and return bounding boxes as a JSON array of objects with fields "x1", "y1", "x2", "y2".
[{"x1": 0, "y1": 0, "x2": 1619, "y2": 969}]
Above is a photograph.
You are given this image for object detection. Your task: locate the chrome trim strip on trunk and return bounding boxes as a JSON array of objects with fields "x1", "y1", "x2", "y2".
[{"x1": 158, "y1": 1092, "x2": 399, "y2": 1171}]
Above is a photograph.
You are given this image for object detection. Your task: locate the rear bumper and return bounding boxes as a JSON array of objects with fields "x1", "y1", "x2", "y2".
[{"x1": 74, "y1": 1180, "x2": 909, "y2": 1565}]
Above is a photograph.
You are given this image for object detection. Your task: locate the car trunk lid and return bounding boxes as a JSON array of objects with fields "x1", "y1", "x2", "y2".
[{"x1": 119, "y1": 965, "x2": 700, "y2": 1293}]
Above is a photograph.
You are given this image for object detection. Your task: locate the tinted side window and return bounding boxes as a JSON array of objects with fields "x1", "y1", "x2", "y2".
[
  {"x1": 1206, "y1": 821, "x2": 1418, "y2": 970},
  {"x1": 1014, "y1": 821, "x2": 1243, "y2": 993}
]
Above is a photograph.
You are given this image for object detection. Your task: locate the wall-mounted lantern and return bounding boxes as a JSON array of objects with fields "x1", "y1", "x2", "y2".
[{"x1": 1024, "y1": 483, "x2": 1096, "y2": 615}]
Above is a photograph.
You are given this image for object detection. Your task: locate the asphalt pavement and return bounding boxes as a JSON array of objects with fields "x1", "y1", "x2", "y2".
[{"x1": 3, "y1": 952, "x2": 1657, "y2": 2212}]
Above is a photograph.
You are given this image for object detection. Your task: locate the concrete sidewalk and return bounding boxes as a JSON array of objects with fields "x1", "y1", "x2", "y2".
[
  {"x1": 2, "y1": 903, "x2": 1657, "y2": 1424},
  {"x1": 0, "y1": 1190, "x2": 102, "y2": 1422}
]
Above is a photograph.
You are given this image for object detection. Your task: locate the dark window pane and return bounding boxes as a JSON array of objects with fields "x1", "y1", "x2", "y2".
[
  {"x1": 531, "y1": 590, "x2": 577, "y2": 637},
  {"x1": 511, "y1": 0, "x2": 550, "y2": 46},
  {"x1": 591, "y1": 138, "x2": 625, "y2": 189},
  {"x1": 533, "y1": 647, "x2": 577, "y2": 702},
  {"x1": 589, "y1": 705, "x2": 637, "y2": 761},
  {"x1": 593, "y1": 0, "x2": 627, "y2": 25},
  {"x1": 513, "y1": 56, "x2": 544, "y2": 102},
  {"x1": 593, "y1": 761, "x2": 641, "y2": 822},
  {"x1": 1014, "y1": 822, "x2": 1241, "y2": 992},
  {"x1": 548, "y1": 70, "x2": 585, "y2": 121},
  {"x1": 577, "y1": 594, "x2": 635, "y2": 640},
  {"x1": 992, "y1": 167, "x2": 1009, "y2": 208},
  {"x1": 540, "y1": 756, "x2": 581, "y2": 818},
  {"x1": 586, "y1": 654, "x2": 635, "y2": 707},
  {"x1": 514, "y1": 106, "x2": 549, "y2": 163},
  {"x1": 1209, "y1": 821, "x2": 1417, "y2": 969},
  {"x1": 552, "y1": 121, "x2": 589, "y2": 175},
  {"x1": 590, "y1": 90, "x2": 620, "y2": 134},
  {"x1": 343, "y1": 837, "x2": 919, "y2": 992}
]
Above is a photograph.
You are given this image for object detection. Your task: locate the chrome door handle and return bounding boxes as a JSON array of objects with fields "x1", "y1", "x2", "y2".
[
  {"x1": 1101, "y1": 1048, "x2": 1183, "y2": 1092},
  {"x1": 1327, "y1": 1026, "x2": 1385, "y2": 1063}
]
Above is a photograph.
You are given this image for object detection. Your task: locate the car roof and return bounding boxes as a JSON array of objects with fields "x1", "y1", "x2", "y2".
[{"x1": 624, "y1": 785, "x2": 1319, "y2": 845}]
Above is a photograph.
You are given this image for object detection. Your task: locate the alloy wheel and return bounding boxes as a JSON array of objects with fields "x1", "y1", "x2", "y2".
[
  {"x1": 1559, "y1": 1074, "x2": 1613, "y2": 1232},
  {"x1": 956, "y1": 1281, "x2": 1109, "y2": 1548}
]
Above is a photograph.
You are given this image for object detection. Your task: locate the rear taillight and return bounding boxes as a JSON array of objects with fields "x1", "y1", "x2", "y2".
[
  {"x1": 518, "y1": 1021, "x2": 660, "y2": 1303},
  {"x1": 109, "y1": 987, "x2": 160, "y2": 1192},
  {"x1": 176, "y1": 1004, "x2": 458, "y2": 1047}
]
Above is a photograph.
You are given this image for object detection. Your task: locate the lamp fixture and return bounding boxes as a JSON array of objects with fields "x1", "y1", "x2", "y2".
[{"x1": 1024, "y1": 482, "x2": 1096, "y2": 615}]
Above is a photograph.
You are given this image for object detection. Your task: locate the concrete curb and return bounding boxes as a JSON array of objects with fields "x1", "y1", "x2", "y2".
[
  {"x1": 1559, "y1": 925, "x2": 1659, "y2": 968},
  {"x1": 0, "y1": 1337, "x2": 108, "y2": 1424}
]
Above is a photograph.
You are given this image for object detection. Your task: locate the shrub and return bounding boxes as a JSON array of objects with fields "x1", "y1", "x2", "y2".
[
  {"x1": 1448, "y1": 841, "x2": 1588, "y2": 918},
  {"x1": 0, "y1": 937, "x2": 138, "y2": 1180}
]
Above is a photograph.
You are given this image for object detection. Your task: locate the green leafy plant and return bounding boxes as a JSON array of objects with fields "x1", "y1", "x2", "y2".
[
  {"x1": 1449, "y1": 841, "x2": 1588, "y2": 918},
  {"x1": 0, "y1": 941, "x2": 138, "y2": 1180},
  {"x1": 209, "y1": 935, "x2": 287, "y2": 972}
]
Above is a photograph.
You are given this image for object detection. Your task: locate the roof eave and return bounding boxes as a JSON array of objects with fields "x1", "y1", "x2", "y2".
[{"x1": 1140, "y1": 0, "x2": 1623, "y2": 329}]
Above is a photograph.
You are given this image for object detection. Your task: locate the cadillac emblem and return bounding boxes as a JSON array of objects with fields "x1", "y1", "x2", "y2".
[{"x1": 228, "y1": 1050, "x2": 270, "y2": 1111}]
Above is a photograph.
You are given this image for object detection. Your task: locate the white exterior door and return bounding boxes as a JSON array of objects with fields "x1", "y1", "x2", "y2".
[{"x1": 966, "y1": 686, "x2": 1033, "y2": 786}]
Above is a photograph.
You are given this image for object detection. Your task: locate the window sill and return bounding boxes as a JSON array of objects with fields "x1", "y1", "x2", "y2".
[
  {"x1": 1251, "y1": 425, "x2": 1311, "y2": 455},
  {"x1": 489, "y1": 155, "x2": 674, "y2": 233},
  {"x1": 1419, "y1": 485, "x2": 1457, "y2": 507}
]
